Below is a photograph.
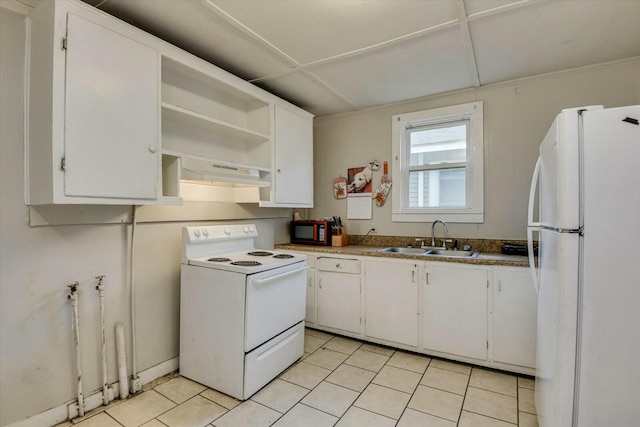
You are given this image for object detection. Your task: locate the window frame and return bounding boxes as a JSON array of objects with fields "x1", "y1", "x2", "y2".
[{"x1": 391, "y1": 101, "x2": 484, "y2": 223}]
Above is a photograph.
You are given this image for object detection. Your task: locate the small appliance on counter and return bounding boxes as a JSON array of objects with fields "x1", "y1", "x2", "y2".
[{"x1": 290, "y1": 219, "x2": 334, "y2": 245}]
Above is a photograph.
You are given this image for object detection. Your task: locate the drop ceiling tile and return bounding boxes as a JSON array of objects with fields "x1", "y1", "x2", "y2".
[
  {"x1": 464, "y1": 0, "x2": 523, "y2": 16},
  {"x1": 211, "y1": 0, "x2": 459, "y2": 64},
  {"x1": 307, "y1": 27, "x2": 473, "y2": 109},
  {"x1": 256, "y1": 70, "x2": 354, "y2": 116},
  {"x1": 93, "y1": 0, "x2": 292, "y2": 80},
  {"x1": 470, "y1": 0, "x2": 640, "y2": 84}
]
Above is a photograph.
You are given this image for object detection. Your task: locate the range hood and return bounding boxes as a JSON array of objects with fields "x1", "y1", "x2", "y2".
[{"x1": 179, "y1": 155, "x2": 270, "y2": 188}]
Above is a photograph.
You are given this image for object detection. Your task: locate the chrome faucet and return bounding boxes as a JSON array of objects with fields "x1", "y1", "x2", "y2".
[{"x1": 431, "y1": 220, "x2": 448, "y2": 247}]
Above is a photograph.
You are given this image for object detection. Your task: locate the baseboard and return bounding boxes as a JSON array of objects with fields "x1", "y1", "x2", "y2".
[{"x1": 6, "y1": 357, "x2": 179, "y2": 427}]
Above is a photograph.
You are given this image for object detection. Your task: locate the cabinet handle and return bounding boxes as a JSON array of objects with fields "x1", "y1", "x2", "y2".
[
  {"x1": 498, "y1": 279, "x2": 502, "y2": 292},
  {"x1": 426, "y1": 272, "x2": 430, "y2": 285},
  {"x1": 277, "y1": 169, "x2": 281, "y2": 173},
  {"x1": 336, "y1": 263, "x2": 341, "y2": 268},
  {"x1": 308, "y1": 277, "x2": 312, "y2": 287},
  {"x1": 319, "y1": 278, "x2": 322, "y2": 289},
  {"x1": 148, "y1": 145, "x2": 157, "y2": 153},
  {"x1": 412, "y1": 270, "x2": 415, "y2": 283}
]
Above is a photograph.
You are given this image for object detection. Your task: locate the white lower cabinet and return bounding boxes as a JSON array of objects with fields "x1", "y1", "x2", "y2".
[
  {"x1": 364, "y1": 260, "x2": 419, "y2": 347},
  {"x1": 316, "y1": 257, "x2": 361, "y2": 334},
  {"x1": 422, "y1": 263, "x2": 488, "y2": 361},
  {"x1": 305, "y1": 269, "x2": 316, "y2": 324},
  {"x1": 491, "y1": 267, "x2": 537, "y2": 369}
]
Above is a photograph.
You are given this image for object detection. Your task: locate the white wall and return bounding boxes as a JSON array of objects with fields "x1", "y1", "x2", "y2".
[
  {"x1": 312, "y1": 59, "x2": 640, "y2": 240},
  {"x1": 0, "y1": 7, "x2": 289, "y2": 426}
]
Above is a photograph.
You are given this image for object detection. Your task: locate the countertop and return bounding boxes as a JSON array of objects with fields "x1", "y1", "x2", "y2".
[{"x1": 275, "y1": 243, "x2": 532, "y2": 267}]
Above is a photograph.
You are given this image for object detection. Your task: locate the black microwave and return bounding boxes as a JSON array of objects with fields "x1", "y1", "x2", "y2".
[{"x1": 290, "y1": 220, "x2": 333, "y2": 246}]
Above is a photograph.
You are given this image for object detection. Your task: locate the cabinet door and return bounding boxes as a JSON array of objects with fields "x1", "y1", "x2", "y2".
[
  {"x1": 64, "y1": 14, "x2": 159, "y2": 199},
  {"x1": 492, "y1": 268, "x2": 537, "y2": 368},
  {"x1": 365, "y1": 261, "x2": 419, "y2": 346},
  {"x1": 305, "y1": 269, "x2": 316, "y2": 325},
  {"x1": 422, "y1": 264, "x2": 488, "y2": 360},
  {"x1": 273, "y1": 106, "x2": 313, "y2": 206},
  {"x1": 316, "y1": 271, "x2": 360, "y2": 333}
]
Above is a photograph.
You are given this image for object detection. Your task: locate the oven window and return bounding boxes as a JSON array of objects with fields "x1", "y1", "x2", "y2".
[{"x1": 294, "y1": 225, "x2": 314, "y2": 240}]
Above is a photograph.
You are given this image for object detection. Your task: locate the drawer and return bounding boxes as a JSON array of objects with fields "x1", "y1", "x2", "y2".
[{"x1": 316, "y1": 257, "x2": 361, "y2": 274}]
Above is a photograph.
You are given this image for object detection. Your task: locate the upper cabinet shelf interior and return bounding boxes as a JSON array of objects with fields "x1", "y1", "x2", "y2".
[{"x1": 160, "y1": 57, "x2": 271, "y2": 170}]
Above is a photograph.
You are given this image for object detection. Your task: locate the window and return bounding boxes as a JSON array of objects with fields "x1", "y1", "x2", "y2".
[{"x1": 392, "y1": 102, "x2": 483, "y2": 223}]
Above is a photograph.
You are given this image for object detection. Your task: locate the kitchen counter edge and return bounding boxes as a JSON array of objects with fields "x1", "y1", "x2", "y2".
[{"x1": 275, "y1": 244, "x2": 532, "y2": 267}]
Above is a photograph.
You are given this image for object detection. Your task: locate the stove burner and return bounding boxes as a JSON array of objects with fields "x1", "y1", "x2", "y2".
[
  {"x1": 273, "y1": 254, "x2": 294, "y2": 259},
  {"x1": 247, "y1": 251, "x2": 273, "y2": 257},
  {"x1": 231, "y1": 261, "x2": 262, "y2": 267},
  {"x1": 208, "y1": 257, "x2": 231, "y2": 262}
]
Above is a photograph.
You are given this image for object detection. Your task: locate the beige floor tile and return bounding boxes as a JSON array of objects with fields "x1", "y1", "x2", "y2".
[
  {"x1": 304, "y1": 348, "x2": 349, "y2": 370},
  {"x1": 518, "y1": 377, "x2": 535, "y2": 390},
  {"x1": 353, "y1": 383, "x2": 411, "y2": 420},
  {"x1": 396, "y1": 408, "x2": 457, "y2": 427},
  {"x1": 212, "y1": 400, "x2": 281, "y2": 427},
  {"x1": 73, "y1": 413, "x2": 121, "y2": 427},
  {"x1": 359, "y1": 343, "x2": 396, "y2": 356},
  {"x1": 154, "y1": 376, "x2": 207, "y2": 404},
  {"x1": 200, "y1": 388, "x2": 241, "y2": 410},
  {"x1": 140, "y1": 421, "x2": 166, "y2": 427},
  {"x1": 106, "y1": 390, "x2": 176, "y2": 427},
  {"x1": 305, "y1": 329, "x2": 335, "y2": 341},
  {"x1": 251, "y1": 379, "x2": 309, "y2": 413},
  {"x1": 420, "y1": 366, "x2": 469, "y2": 395},
  {"x1": 71, "y1": 400, "x2": 125, "y2": 424},
  {"x1": 462, "y1": 387, "x2": 518, "y2": 424},
  {"x1": 458, "y1": 411, "x2": 516, "y2": 427},
  {"x1": 301, "y1": 381, "x2": 360, "y2": 417},
  {"x1": 278, "y1": 361, "x2": 332, "y2": 389},
  {"x1": 407, "y1": 385, "x2": 463, "y2": 422},
  {"x1": 301, "y1": 352, "x2": 311, "y2": 360},
  {"x1": 386, "y1": 351, "x2": 431, "y2": 374},
  {"x1": 372, "y1": 365, "x2": 421, "y2": 394},
  {"x1": 335, "y1": 406, "x2": 396, "y2": 427},
  {"x1": 518, "y1": 387, "x2": 536, "y2": 414},
  {"x1": 344, "y1": 349, "x2": 390, "y2": 372},
  {"x1": 519, "y1": 411, "x2": 539, "y2": 427},
  {"x1": 325, "y1": 364, "x2": 376, "y2": 392},
  {"x1": 157, "y1": 395, "x2": 226, "y2": 427},
  {"x1": 429, "y1": 359, "x2": 472, "y2": 375},
  {"x1": 469, "y1": 368, "x2": 518, "y2": 397},
  {"x1": 271, "y1": 403, "x2": 338, "y2": 427},
  {"x1": 54, "y1": 422, "x2": 73, "y2": 427},
  {"x1": 322, "y1": 336, "x2": 362, "y2": 355},
  {"x1": 305, "y1": 335, "x2": 331, "y2": 354}
]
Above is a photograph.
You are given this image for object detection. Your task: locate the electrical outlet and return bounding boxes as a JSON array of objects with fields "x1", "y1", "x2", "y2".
[
  {"x1": 370, "y1": 224, "x2": 377, "y2": 234},
  {"x1": 130, "y1": 377, "x2": 142, "y2": 394}
]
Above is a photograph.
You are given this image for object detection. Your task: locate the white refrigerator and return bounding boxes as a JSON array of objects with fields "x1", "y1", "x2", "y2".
[{"x1": 527, "y1": 105, "x2": 640, "y2": 427}]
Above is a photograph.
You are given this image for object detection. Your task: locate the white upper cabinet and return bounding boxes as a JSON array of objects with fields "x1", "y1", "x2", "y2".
[
  {"x1": 27, "y1": 0, "x2": 314, "y2": 207},
  {"x1": 263, "y1": 106, "x2": 313, "y2": 207},
  {"x1": 28, "y1": 1, "x2": 165, "y2": 205},
  {"x1": 64, "y1": 14, "x2": 158, "y2": 200}
]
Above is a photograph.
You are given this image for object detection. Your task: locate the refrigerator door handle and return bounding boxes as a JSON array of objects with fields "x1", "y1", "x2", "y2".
[
  {"x1": 527, "y1": 156, "x2": 542, "y2": 294},
  {"x1": 527, "y1": 156, "x2": 542, "y2": 228}
]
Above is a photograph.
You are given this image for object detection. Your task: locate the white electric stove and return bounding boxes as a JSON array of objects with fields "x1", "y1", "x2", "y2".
[{"x1": 180, "y1": 224, "x2": 307, "y2": 400}]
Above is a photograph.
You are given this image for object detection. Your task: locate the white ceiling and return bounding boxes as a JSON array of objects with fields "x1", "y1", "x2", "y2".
[{"x1": 20, "y1": 0, "x2": 640, "y2": 116}]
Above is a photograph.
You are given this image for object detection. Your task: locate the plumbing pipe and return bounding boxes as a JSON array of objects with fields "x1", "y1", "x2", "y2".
[
  {"x1": 67, "y1": 282, "x2": 85, "y2": 417},
  {"x1": 130, "y1": 205, "x2": 140, "y2": 389},
  {"x1": 95, "y1": 275, "x2": 109, "y2": 405},
  {"x1": 115, "y1": 323, "x2": 129, "y2": 399}
]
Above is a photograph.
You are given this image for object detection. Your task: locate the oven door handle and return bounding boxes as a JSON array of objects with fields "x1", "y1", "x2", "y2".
[{"x1": 252, "y1": 266, "x2": 308, "y2": 287}]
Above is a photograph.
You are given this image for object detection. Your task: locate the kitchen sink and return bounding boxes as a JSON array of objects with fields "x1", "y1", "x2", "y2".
[
  {"x1": 378, "y1": 247, "x2": 430, "y2": 255},
  {"x1": 378, "y1": 247, "x2": 480, "y2": 258},
  {"x1": 425, "y1": 249, "x2": 480, "y2": 258}
]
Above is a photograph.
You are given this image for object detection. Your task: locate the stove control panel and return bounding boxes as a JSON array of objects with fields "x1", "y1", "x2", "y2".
[{"x1": 184, "y1": 224, "x2": 258, "y2": 242}]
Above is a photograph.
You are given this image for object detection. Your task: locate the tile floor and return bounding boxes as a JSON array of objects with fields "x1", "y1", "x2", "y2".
[{"x1": 56, "y1": 329, "x2": 538, "y2": 427}]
